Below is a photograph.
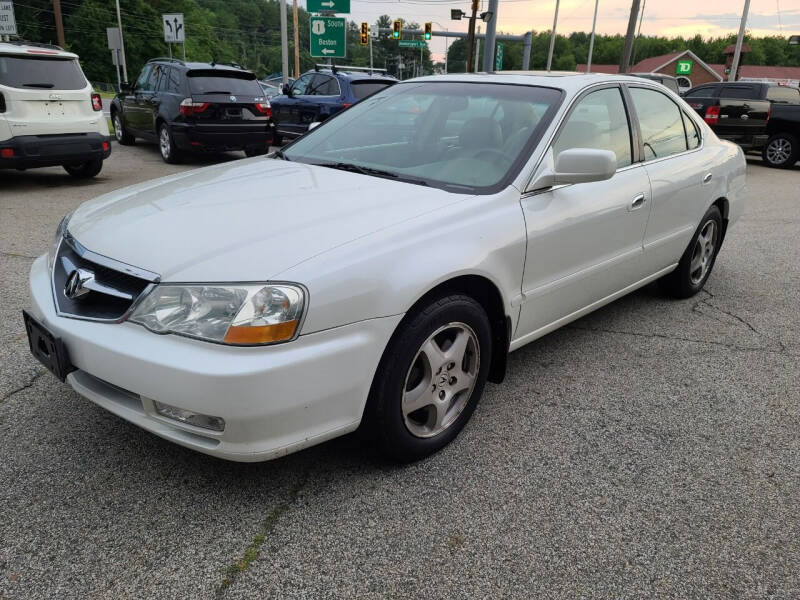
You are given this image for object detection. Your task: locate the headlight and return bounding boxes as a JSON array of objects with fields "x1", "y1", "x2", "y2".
[
  {"x1": 48, "y1": 211, "x2": 73, "y2": 269},
  {"x1": 129, "y1": 283, "x2": 305, "y2": 345}
]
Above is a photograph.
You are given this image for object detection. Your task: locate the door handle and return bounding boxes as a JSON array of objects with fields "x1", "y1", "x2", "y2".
[
  {"x1": 703, "y1": 173, "x2": 712, "y2": 184},
  {"x1": 629, "y1": 193, "x2": 646, "y2": 211}
]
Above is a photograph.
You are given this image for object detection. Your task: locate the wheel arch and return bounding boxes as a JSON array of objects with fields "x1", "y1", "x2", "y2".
[{"x1": 712, "y1": 196, "x2": 730, "y2": 245}]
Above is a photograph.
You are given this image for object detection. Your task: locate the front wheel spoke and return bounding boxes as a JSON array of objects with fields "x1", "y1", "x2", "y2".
[
  {"x1": 403, "y1": 381, "x2": 432, "y2": 414},
  {"x1": 690, "y1": 252, "x2": 703, "y2": 272},
  {"x1": 451, "y1": 370, "x2": 476, "y2": 396},
  {"x1": 433, "y1": 400, "x2": 449, "y2": 429},
  {"x1": 445, "y1": 329, "x2": 469, "y2": 363},
  {"x1": 420, "y1": 339, "x2": 447, "y2": 373}
]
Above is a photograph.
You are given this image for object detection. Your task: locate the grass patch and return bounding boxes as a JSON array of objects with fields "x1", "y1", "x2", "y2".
[{"x1": 216, "y1": 481, "x2": 303, "y2": 595}]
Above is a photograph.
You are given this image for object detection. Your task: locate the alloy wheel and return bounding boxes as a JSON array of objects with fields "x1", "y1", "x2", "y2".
[
  {"x1": 114, "y1": 115, "x2": 123, "y2": 142},
  {"x1": 159, "y1": 126, "x2": 171, "y2": 160},
  {"x1": 689, "y1": 219, "x2": 717, "y2": 285},
  {"x1": 402, "y1": 322, "x2": 480, "y2": 439},
  {"x1": 766, "y1": 138, "x2": 791, "y2": 165}
]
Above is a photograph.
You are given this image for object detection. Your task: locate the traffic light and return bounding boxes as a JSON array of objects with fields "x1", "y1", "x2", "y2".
[
  {"x1": 424, "y1": 22, "x2": 432, "y2": 41},
  {"x1": 392, "y1": 20, "x2": 402, "y2": 40},
  {"x1": 360, "y1": 22, "x2": 369, "y2": 46}
]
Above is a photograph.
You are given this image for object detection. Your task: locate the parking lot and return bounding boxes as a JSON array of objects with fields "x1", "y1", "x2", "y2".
[{"x1": 1, "y1": 143, "x2": 798, "y2": 599}]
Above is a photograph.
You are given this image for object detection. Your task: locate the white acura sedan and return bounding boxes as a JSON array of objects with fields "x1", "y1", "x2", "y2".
[{"x1": 25, "y1": 73, "x2": 746, "y2": 462}]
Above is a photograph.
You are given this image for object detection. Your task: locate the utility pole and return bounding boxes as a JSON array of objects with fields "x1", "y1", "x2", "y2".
[
  {"x1": 546, "y1": 0, "x2": 560, "y2": 71},
  {"x1": 369, "y1": 28, "x2": 374, "y2": 74},
  {"x1": 292, "y1": 0, "x2": 300, "y2": 78},
  {"x1": 631, "y1": 0, "x2": 646, "y2": 64},
  {"x1": 619, "y1": 0, "x2": 641, "y2": 73},
  {"x1": 482, "y1": 0, "x2": 499, "y2": 72},
  {"x1": 465, "y1": 0, "x2": 478, "y2": 73},
  {"x1": 53, "y1": 0, "x2": 65, "y2": 47},
  {"x1": 587, "y1": 0, "x2": 599, "y2": 72},
  {"x1": 279, "y1": 0, "x2": 289, "y2": 85},
  {"x1": 729, "y1": 0, "x2": 751, "y2": 81},
  {"x1": 114, "y1": 0, "x2": 128, "y2": 82},
  {"x1": 474, "y1": 27, "x2": 481, "y2": 73}
]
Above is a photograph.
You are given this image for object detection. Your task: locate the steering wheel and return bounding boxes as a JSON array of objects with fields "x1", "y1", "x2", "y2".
[{"x1": 472, "y1": 148, "x2": 513, "y2": 165}]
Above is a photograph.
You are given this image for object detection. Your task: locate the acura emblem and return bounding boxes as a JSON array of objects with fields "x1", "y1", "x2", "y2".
[
  {"x1": 64, "y1": 268, "x2": 95, "y2": 300},
  {"x1": 230, "y1": 95, "x2": 237, "y2": 102}
]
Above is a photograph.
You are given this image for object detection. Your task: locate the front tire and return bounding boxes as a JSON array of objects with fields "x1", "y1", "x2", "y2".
[
  {"x1": 158, "y1": 123, "x2": 182, "y2": 164},
  {"x1": 762, "y1": 133, "x2": 798, "y2": 169},
  {"x1": 367, "y1": 294, "x2": 492, "y2": 462},
  {"x1": 63, "y1": 158, "x2": 103, "y2": 179},
  {"x1": 659, "y1": 205, "x2": 723, "y2": 298}
]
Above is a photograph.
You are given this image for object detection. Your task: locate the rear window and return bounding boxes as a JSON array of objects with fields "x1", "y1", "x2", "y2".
[
  {"x1": 766, "y1": 86, "x2": 800, "y2": 104},
  {"x1": 350, "y1": 80, "x2": 395, "y2": 100},
  {"x1": 0, "y1": 55, "x2": 86, "y2": 90},
  {"x1": 187, "y1": 70, "x2": 262, "y2": 96}
]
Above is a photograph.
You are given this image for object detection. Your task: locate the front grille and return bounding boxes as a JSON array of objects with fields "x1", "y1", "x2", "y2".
[{"x1": 52, "y1": 236, "x2": 157, "y2": 321}]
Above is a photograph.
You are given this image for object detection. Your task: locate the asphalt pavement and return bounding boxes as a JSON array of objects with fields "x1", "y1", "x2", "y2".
[{"x1": 1, "y1": 143, "x2": 798, "y2": 599}]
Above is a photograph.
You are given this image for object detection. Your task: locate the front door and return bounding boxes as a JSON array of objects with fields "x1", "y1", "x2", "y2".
[
  {"x1": 516, "y1": 85, "x2": 652, "y2": 341},
  {"x1": 275, "y1": 73, "x2": 314, "y2": 138}
]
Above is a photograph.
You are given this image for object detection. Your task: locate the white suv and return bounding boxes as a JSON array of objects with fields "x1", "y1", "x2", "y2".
[{"x1": 0, "y1": 41, "x2": 111, "y2": 178}]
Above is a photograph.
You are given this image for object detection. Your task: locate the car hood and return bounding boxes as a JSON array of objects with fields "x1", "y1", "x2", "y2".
[{"x1": 68, "y1": 158, "x2": 464, "y2": 282}]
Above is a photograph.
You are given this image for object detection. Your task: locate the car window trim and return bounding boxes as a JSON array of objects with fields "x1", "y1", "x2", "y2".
[{"x1": 624, "y1": 83, "x2": 705, "y2": 166}]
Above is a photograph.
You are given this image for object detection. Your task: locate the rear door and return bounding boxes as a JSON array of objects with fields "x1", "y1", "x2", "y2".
[
  {"x1": 303, "y1": 73, "x2": 341, "y2": 123},
  {"x1": 185, "y1": 69, "x2": 269, "y2": 135},
  {"x1": 0, "y1": 52, "x2": 99, "y2": 136},
  {"x1": 715, "y1": 84, "x2": 769, "y2": 143}
]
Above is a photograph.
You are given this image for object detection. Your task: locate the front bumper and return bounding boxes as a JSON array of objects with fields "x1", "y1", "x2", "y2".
[
  {"x1": 0, "y1": 133, "x2": 111, "y2": 169},
  {"x1": 171, "y1": 123, "x2": 275, "y2": 152},
  {"x1": 29, "y1": 255, "x2": 401, "y2": 462}
]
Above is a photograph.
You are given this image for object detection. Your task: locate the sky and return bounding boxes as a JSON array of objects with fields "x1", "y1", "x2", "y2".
[{"x1": 301, "y1": 0, "x2": 799, "y2": 62}]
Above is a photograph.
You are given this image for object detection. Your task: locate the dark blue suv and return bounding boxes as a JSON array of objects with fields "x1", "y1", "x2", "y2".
[{"x1": 270, "y1": 66, "x2": 396, "y2": 144}]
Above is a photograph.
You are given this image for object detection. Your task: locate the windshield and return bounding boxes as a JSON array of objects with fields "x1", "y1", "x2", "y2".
[
  {"x1": 187, "y1": 70, "x2": 262, "y2": 96},
  {"x1": 0, "y1": 55, "x2": 86, "y2": 90},
  {"x1": 283, "y1": 81, "x2": 563, "y2": 192}
]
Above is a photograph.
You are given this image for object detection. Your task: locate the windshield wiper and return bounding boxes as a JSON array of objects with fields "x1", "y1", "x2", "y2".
[
  {"x1": 23, "y1": 83, "x2": 55, "y2": 88},
  {"x1": 314, "y1": 161, "x2": 427, "y2": 185},
  {"x1": 271, "y1": 149, "x2": 291, "y2": 161}
]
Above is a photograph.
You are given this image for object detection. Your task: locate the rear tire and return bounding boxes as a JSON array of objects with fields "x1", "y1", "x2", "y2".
[
  {"x1": 63, "y1": 158, "x2": 103, "y2": 179},
  {"x1": 112, "y1": 112, "x2": 135, "y2": 146},
  {"x1": 659, "y1": 205, "x2": 723, "y2": 299},
  {"x1": 366, "y1": 294, "x2": 492, "y2": 462},
  {"x1": 762, "y1": 133, "x2": 798, "y2": 169},
  {"x1": 158, "y1": 123, "x2": 182, "y2": 164}
]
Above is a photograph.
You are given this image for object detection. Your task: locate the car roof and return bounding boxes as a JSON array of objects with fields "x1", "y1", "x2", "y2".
[
  {"x1": 309, "y1": 68, "x2": 397, "y2": 81},
  {"x1": 0, "y1": 41, "x2": 77, "y2": 59},
  {"x1": 147, "y1": 58, "x2": 254, "y2": 74},
  {"x1": 403, "y1": 71, "x2": 665, "y2": 93}
]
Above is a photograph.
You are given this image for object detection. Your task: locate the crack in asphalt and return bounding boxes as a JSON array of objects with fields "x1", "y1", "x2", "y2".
[
  {"x1": 0, "y1": 370, "x2": 47, "y2": 404},
  {"x1": 0, "y1": 250, "x2": 36, "y2": 260},
  {"x1": 215, "y1": 477, "x2": 307, "y2": 598}
]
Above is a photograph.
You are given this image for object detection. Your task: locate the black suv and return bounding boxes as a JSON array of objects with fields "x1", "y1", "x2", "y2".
[{"x1": 110, "y1": 59, "x2": 275, "y2": 163}]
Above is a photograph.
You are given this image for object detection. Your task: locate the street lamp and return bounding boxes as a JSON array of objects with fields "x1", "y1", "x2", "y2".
[{"x1": 433, "y1": 21, "x2": 450, "y2": 74}]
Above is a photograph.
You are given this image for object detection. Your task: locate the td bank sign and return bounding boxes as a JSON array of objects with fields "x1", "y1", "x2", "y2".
[{"x1": 676, "y1": 59, "x2": 693, "y2": 75}]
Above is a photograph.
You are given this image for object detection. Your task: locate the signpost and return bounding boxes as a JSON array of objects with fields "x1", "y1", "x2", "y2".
[
  {"x1": 0, "y1": 1, "x2": 17, "y2": 39},
  {"x1": 107, "y1": 27, "x2": 123, "y2": 90},
  {"x1": 495, "y1": 42, "x2": 503, "y2": 71},
  {"x1": 676, "y1": 59, "x2": 693, "y2": 75},
  {"x1": 398, "y1": 40, "x2": 426, "y2": 49},
  {"x1": 307, "y1": 0, "x2": 350, "y2": 13},
  {"x1": 310, "y1": 16, "x2": 346, "y2": 58},
  {"x1": 163, "y1": 13, "x2": 185, "y2": 61}
]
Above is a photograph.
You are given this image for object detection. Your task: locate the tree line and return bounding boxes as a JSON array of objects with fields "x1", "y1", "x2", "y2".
[{"x1": 9, "y1": 0, "x2": 799, "y2": 86}]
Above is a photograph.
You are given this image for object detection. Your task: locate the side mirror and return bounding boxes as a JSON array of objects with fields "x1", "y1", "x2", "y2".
[
  {"x1": 120, "y1": 82, "x2": 133, "y2": 94},
  {"x1": 531, "y1": 148, "x2": 617, "y2": 189},
  {"x1": 282, "y1": 83, "x2": 292, "y2": 96}
]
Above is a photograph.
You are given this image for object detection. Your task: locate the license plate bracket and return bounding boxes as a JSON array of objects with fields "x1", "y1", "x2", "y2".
[{"x1": 22, "y1": 310, "x2": 75, "y2": 382}]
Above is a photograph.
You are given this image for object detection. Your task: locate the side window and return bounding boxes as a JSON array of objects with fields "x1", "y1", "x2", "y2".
[
  {"x1": 719, "y1": 86, "x2": 755, "y2": 99},
  {"x1": 166, "y1": 67, "x2": 182, "y2": 94},
  {"x1": 291, "y1": 74, "x2": 313, "y2": 95},
  {"x1": 684, "y1": 86, "x2": 714, "y2": 98},
  {"x1": 682, "y1": 111, "x2": 701, "y2": 150},
  {"x1": 135, "y1": 65, "x2": 152, "y2": 91},
  {"x1": 766, "y1": 86, "x2": 800, "y2": 104},
  {"x1": 552, "y1": 87, "x2": 632, "y2": 168},
  {"x1": 309, "y1": 75, "x2": 340, "y2": 96},
  {"x1": 153, "y1": 65, "x2": 167, "y2": 91},
  {"x1": 629, "y1": 87, "x2": 688, "y2": 160}
]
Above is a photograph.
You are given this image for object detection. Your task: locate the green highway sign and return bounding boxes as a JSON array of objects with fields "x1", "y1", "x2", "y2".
[
  {"x1": 307, "y1": 0, "x2": 350, "y2": 13},
  {"x1": 495, "y1": 43, "x2": 503, "y2": 71},
  {"x1": 310, "y1": 16, "x2": 346, "y2": 58},
  {"x1": 676, "y1": 59, "x2": 693, "y2": 75},
  {"x1": 398, "y1": 40, "x2": 427, "y2": 49}
]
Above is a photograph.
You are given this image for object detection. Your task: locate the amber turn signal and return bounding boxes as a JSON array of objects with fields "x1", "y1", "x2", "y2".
[{"x1": 223, "y1": 320, "x2": 299, "y2": 345}]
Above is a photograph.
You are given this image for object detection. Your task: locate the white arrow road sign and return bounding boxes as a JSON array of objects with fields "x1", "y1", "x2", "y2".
[
  {"x1": 321, "y1": 48, "x2": 335, "y2": 55},
  {"x1": 320, "y1": 1, "x2": 335, "y2": 7},
  {"x1": 163, "y1": 13, "x2": 185, "y2": 43}
]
